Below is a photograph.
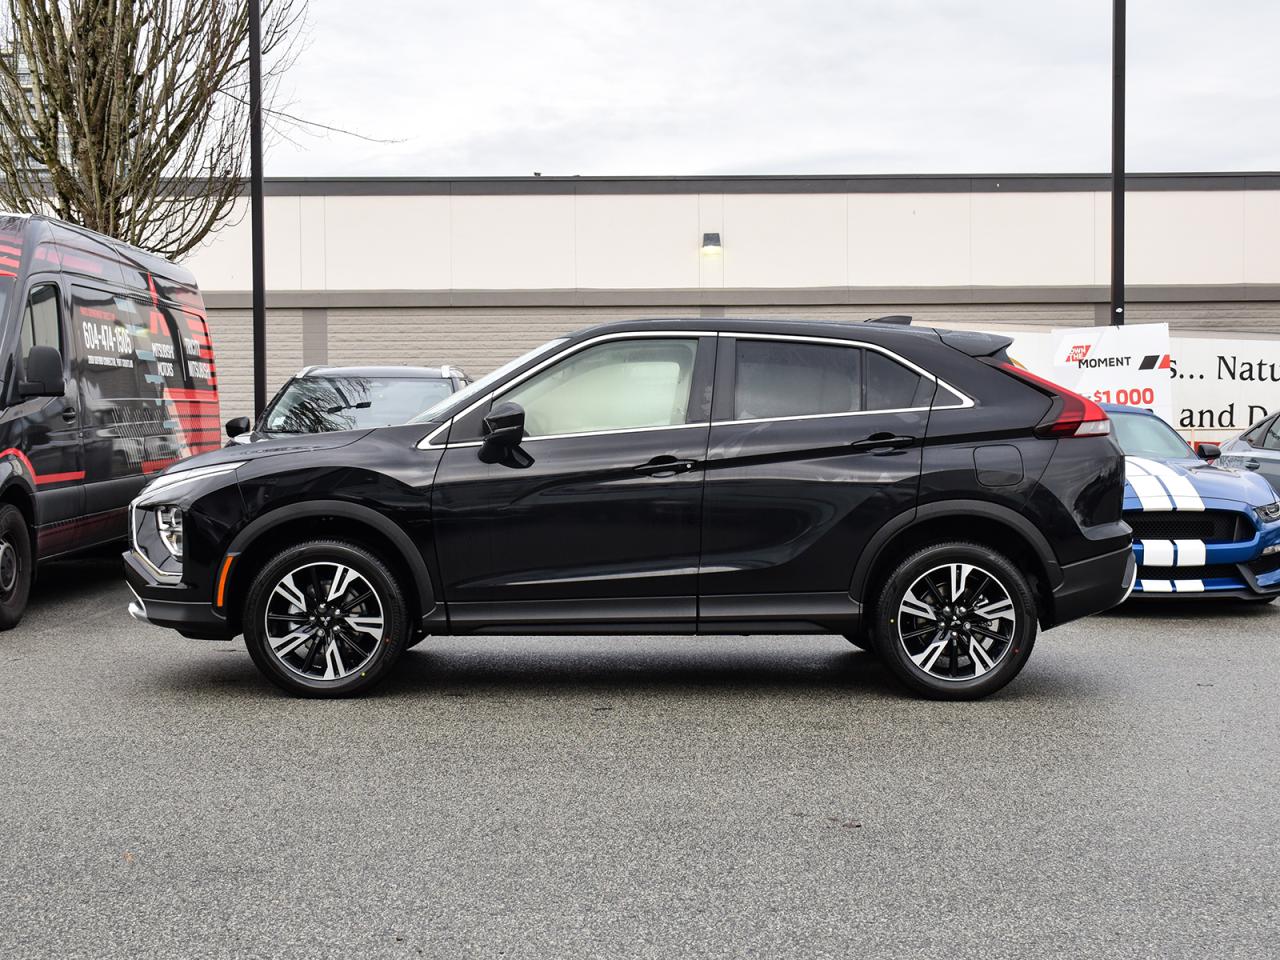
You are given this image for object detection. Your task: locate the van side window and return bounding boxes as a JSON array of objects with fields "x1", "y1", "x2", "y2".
[{"x1": 20, "y1": 283, "x2": 62, "y2": 368}]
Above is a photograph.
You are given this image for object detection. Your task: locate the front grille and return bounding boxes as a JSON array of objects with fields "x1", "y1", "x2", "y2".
[
  {"x1": 1246, "y1": 553, "x2": 1280, "y2": 577},
  {"x1": 1127, "y1": 510, "x2": 1247, "y2": 543},
  {"x1": 1138, "y1": 564, "x2": 1240, "y2": 581}
]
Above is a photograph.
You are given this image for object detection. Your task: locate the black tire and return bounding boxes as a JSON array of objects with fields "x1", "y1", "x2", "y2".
[
  {"x1": 243, "y1": 539, "x2": 409, "y2": 697},
  {"x1": 0, "y1": 503, "x2": 33, "y2": 630},
  {"x1": 870, "y1": 541, "x2": 1037, "y2": 700}
]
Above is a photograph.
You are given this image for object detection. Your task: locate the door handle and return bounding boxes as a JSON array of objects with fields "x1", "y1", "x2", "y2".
[
  {"x1": 850, "y1": 433, "x2": 914, "y2": 451},
  {"x1": 634, "y1": 456, "x2": 696, "y2": 478},
  {"x1": 1244, "y1": 459, "x2": 1261, "y2": 471},
  {"x1": 61, "y1": 408, "x2": 77, "y2": 423}
]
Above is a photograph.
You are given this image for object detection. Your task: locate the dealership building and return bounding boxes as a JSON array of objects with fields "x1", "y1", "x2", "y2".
[{"x1": 183, "y1": 173, "x2": 1280, "y2": 419}]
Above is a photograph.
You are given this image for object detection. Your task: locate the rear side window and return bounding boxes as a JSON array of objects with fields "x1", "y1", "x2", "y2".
[
  {"x1": 1263, "y1": 417, "x2": 1280, "y2": 452},
  {"x1": 866, "y1": 350, "x2": 934, "y2": 410},
  {"x1": 20, "y1": 283, "x2": 62, "y2": 370},
  {"x1": 734, "y1": 340, "x2": 862, "y2": 420}
]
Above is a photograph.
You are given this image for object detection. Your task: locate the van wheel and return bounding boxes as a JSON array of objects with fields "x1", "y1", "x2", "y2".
[
  {"x1": 0, "y1": 504, "x2": 32, "y2": 630},
  {"x1": 871, "y1": 542, "x2": 1037, "y2": 700},
  {"x1": 243, "y1": 539, "x2": 409, "y2": 697}
]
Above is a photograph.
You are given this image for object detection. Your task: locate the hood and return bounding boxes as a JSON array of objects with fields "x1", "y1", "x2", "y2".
[
  {"x1": 164, "y1": 429, "x2": 373, "y2": 474},
  {"x1": 1124, "y1": 455, "x2": 1277, "y2": 511}
]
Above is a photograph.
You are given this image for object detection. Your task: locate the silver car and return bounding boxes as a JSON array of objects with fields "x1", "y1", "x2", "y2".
[{"x1": 1218, "y1": 411, "x2": 1280, "y2": 495}]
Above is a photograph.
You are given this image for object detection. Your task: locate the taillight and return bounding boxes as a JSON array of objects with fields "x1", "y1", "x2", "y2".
[{"x1": 996, "y1": 362, "x2": 1111, "y2": 438}]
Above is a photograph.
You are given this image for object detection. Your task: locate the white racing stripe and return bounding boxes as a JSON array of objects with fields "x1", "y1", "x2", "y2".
[
  {"x1": 1127, "y1": 457, "x2": 1205, "y2": 512},
  {"x1": 1173, "y1": 579, "x2": 1205, "y2": 592},
  {"x1": 1124, "y1": 459, "x2": 1175, "y2": 511},
  {"x1": 1140, "y1": 579, "x2": 1174, "y2": 592},
  {"x1": 1139, "y1": 539, "x2": 1174, "y2": 566},
  {"x1": 1173, "y1": 539, "x2": 1206, "y2": 567}
]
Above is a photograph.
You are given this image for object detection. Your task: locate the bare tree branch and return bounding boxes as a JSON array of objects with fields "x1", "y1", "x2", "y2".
[{"x1": 0, "y1": 0, "x2": 308, "y2": 260}]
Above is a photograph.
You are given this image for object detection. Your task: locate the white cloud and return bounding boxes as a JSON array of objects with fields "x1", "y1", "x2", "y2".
[{"x1": 267, "y1": 0, "x2": 1280, "y2": 175}]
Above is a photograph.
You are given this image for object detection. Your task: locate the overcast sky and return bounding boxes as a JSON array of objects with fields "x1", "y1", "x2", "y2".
[{"x1": 266, "y1": 0, "x2": 1280, "y2": 177}]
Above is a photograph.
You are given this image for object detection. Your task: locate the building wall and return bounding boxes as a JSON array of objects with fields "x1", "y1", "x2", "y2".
[{"x1": 187, "y1": 175, "x2": 1280, "y2": 421}]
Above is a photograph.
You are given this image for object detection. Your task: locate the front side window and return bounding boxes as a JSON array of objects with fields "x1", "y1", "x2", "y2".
[
  {"x1": 734, "y1": 340, "x2": 862, "y2": 420},
  {"x1": 19, "y1": 283, "x2": 61, "y2": 370},
  {"x1": 1111, "y1": 412, "x2": 1193, "y2": 459},
  {"x1": 501, "y1": 338, "x2": 698, "y2": 438},
  {"x1": 264, "y1": 377, "x2": 457, "y2": 434}
]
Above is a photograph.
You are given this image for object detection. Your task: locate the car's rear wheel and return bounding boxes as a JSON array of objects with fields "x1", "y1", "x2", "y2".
[
  {"x1": 0, "y1": 504, "x2": 33, "y2": 630},
  {"x1": 243, "y1": 540, "x2": 408, "y2": 697},
  {"x1": 871, "y1": 542, "x2": 1037, "y2": 700}
]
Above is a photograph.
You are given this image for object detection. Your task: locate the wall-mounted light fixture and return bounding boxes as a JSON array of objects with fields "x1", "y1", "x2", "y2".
[{"x1": 700, "y1": 232, "x2": 722, "y2": 256}]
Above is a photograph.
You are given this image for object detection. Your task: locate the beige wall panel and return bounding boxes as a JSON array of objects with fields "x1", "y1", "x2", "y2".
[
  {"x1": 1127, "y1": 191, "x2": 1244, "y2": 286},
  {"x1": 721, "y1": 194, "x2": 847, "y2": 288},
  {"x1": 575, "y1": 195, "x2": 700, "y2": 289},
  {"x1": 450, "y1": 196, "x2": 575, "y2": 289},
  {"x1": 847, "y1": 194, "x2": 972, "y2": 287},
  {"x1": 204, "y1": 309, "x2": 306, "y2": 422},
  {"x1": 184, "y1": 197, "x2": 303, "y2": 291},
  {"x1": 323, "y1": 195, "x2": 451, "y2": 290},
  {"x1": 971, "y1": 192, "x2": 1095, "y2": 286},
  {"x1": 1243, "y1": 191, "x2": 1280, "y2": 286},
  {"x1": 298, "y1": 196, "x2": 328, "y2": 290}
]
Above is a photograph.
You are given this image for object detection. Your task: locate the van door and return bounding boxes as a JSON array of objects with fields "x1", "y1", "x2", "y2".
[{"x1": 9, "y1": 278, "x2": 86, "y2": 557}]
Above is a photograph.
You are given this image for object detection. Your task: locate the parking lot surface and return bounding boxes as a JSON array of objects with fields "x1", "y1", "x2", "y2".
[{"x1": 2, "y1": 556, "x2": 1278, "y2": 959}]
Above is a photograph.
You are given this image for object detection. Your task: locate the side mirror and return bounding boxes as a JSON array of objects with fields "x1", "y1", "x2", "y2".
[
  {"x1": 1195, "y1": 441, "x2": 1221, "y2": 461},
  {"x1": 225, "y1": 416, "x2": 252, "y2": 439},
  {"x1": 479, "y1": 401, "x2": 526, "y2": 464},
  {"x1": 18, "y1": 345, "x2": 65, "y2": 398}
]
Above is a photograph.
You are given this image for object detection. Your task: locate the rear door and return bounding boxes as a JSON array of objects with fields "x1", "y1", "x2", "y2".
[{"x1": 698, "y1": 334, "x2": 932, "y2": 627}]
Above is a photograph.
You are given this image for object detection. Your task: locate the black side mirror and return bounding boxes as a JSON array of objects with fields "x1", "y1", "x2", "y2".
[
  {"x1": 1195, "y1": 441, "x2": 1221, "y2": 461},
  {"x1": 225, "y1": 416, "x2": 252, "y2": 439},
  {"x1": 479, "y1": 401, "x2": 526, "y2": 464},
  {"x1": 18, "y1": 345, "x2": 65, "y2": 398}
]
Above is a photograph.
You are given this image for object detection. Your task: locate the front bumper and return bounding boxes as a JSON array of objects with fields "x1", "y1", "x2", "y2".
[
  {"x1": 1047, "y1": 544, "x2": 1136, "y2": 627},
  {"x1": 1130, "y1": 527, "x2": 1280, "y2": 599},
  {"x1": 123, "y1": 550, "x2": 235, "y2": 640}
]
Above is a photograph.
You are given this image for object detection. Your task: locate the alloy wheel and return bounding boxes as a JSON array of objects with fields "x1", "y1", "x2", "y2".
[
  {"x1": 263, "y1": 562, "x2": 386, "y2": 681},
  {"x1": 897, "y1": 562, "x2": 1016, "y2": 682}
]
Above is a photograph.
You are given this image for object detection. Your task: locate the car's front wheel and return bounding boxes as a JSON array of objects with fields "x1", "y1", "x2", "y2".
[
  {"x1": 243, "y1": 539, "x2": 409, "y2": 697},
  {"x1": 871, "y1": 542, "x2": 1037, "y2": 700},
  {"x1": 0, "y1": 503, "x2": 32, "y2": 630}
]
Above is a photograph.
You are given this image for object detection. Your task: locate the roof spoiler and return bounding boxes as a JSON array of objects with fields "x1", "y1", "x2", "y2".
[{"x1": 939, "y1": 329, "x2": 1014, "y2": 359}]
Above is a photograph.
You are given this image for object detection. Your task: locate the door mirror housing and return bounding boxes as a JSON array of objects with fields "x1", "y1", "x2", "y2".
[
  {"x1": 225, "y1": 416, "x2": 252, "y2": 439},
  {"x1": 1195, "y1": 441, "x2": 1221, "y2": 461},
  {"x1": 18, "y1": 345, "x2": 65, "y2": 398},
  {"x1": 479, "y1": 401, "x2": 526, "y2": 463}
]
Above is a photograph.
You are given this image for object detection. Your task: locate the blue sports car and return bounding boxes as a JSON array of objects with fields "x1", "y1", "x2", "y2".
[{"x1": 1106, "y1": 404, "x2": 1280, "y2": 600}]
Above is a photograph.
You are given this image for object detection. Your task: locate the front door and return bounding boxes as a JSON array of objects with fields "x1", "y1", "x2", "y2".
[
  {"x1": 698, "y1": 334, "x2": 930, "y2": 629},
  {"x1": 432, "y1": 334, "x2": 715, "y2": 632}
]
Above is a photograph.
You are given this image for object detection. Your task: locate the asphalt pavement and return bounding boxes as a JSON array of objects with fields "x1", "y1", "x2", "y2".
[{"x1": 1, "y1": 556, "x2": 1277, "y2": 959}]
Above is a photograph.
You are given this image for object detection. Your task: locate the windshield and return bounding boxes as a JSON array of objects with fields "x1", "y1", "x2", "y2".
[
  {"x1": 407, "y1": 337, "x2": 569, "y2": 424},
  {"x1": 1111, "y1": 411, "x2": 1194, "y2": 459},
  {"x1": 263, "y1": 376, "x2": 457, "y2": 434}
]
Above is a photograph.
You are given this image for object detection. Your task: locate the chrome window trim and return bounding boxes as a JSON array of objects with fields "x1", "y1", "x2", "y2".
[
  {"x1": 418, "y1": 328, "x2": 974, "y2": 450},
  {"x1": 418, "y1": 329, "x2": 716, "y2": 449}
]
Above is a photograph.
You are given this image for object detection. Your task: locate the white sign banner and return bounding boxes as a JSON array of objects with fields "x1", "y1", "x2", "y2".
[{"x1": 1006, "y1": 326, "x2": 1280, "y2": 443}]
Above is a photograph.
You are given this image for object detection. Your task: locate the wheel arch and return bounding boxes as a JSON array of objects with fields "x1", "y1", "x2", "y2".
[
  {"x1": 0, "y1": 467, "x2": 37, "y2": 542},
  {"x1": 222, "y1": 500, "x2": 437, "y2": 633},
  {"x1": 851, "y1": 500, "x2": 1062, "y2": 626}
]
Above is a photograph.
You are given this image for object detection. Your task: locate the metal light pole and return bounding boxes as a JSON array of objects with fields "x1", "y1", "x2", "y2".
[
  {"x1": 249, "y1": 0, "x2": 267, "y2": 414},
  {"x1": 1110, "y1": 0, "x2": 1125, "y2": 326}
]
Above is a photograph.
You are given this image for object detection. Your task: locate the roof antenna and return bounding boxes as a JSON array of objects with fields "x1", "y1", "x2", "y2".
[{"x1": 866, "y1": 315, "x2": 913, "y2": 325}]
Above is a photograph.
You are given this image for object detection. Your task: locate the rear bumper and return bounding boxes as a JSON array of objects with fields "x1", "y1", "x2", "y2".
[
  {"x1": 123, "y1": 551, "x2": 234, "y2": 640},
  {"x1": 1047, "y1": 545, "x2": 1135, "y2": 627}
]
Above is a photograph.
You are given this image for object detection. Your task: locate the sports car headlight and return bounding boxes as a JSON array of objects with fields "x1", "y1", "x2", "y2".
[{"x1": 1257, "y1": 502, "x2": 1280, "y2": 523}]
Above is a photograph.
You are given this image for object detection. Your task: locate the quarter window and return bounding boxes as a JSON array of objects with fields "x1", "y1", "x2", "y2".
[
  {"x1": 866, "y1": 350, "x2": 934, "y2": 410},
  {"x1": 19, "y1": 283, "x2": 61, "y2": 370},
  {"x1": 501, "y1": 338, "x2": 699, "y2": 438}
]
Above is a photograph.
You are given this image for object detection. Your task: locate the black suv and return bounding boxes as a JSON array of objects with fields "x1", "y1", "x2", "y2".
[{"x1": 125, "y1": 319, "x2": 1134, "y2": 700}]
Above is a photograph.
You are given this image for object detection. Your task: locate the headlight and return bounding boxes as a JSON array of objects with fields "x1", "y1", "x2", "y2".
[
  {"x1": 1257, "y1": 502, "x2": 1280, "y2": 523},
  {"x1": 155, "y1": 505, "x2": 183, "y2": 559}
]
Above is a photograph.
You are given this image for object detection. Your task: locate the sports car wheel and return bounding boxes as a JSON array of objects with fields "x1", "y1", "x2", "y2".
[
  {"x1": 872, "y1": 541, "x2": 1037, "y2": 700},
  {"x1": 243, "y1": 539, "x2": 408, "y2": 697}
]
